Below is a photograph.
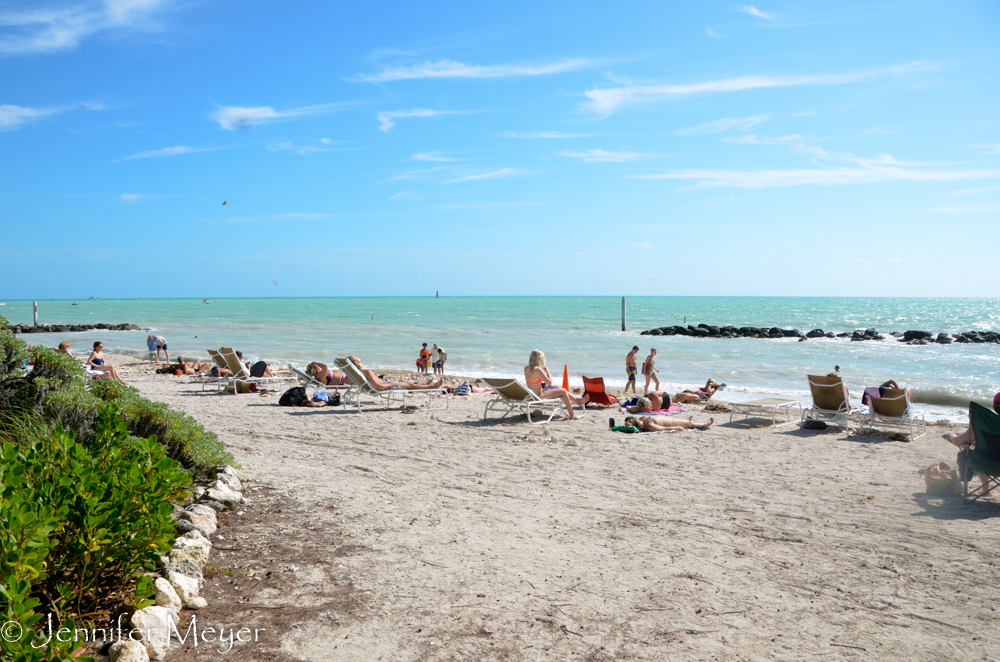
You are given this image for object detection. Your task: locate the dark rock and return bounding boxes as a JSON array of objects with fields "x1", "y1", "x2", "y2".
[
  {"x1": 197, "y1": 499, "x2": 226, "y2": 512},
  {"x1": 697, "y1": 323, "x2": 709, "y2": 329},
  {"x1": 706, "y1": 326, "x2": 720, "y2": 336},
  {"x1": 174, "y1": 519, "x2": 210, "y2": 539},
  {"x1": 806, "y1": 329, "x2": 825, "y2": 338},
  {"x1": 798, "y1": 337, "x2": 807, "y2": 342},
  {"x1": 825, "y1": 332, "x2": 836, "y2": 338},
  {"x1": 692, "y1": 328, "x2": 710, "y2": 337},
  {"x1": 782, "y1": 329, "x2": 802, "y2": 337},
  {"x1": 936, "y1": 333, "x2": 952, "y2": 344},
  {"x1": 970, "y1": 335, "x2": 986, "y2": 343},
  {"x1": 902, "y1": 330, "x2": 932, "y2": 341},
  {"x1": 910, "y1": 339, "x2": 929, "y2": 346},
  {"x1": 851, "y1": 331, "x2": 864, "y2": 341},
  {"x1": 674, "y1": 326, "x2": 692, "y2": 336},
  {"x1": 954, "y1": 336, "x2": 970, "y2": 343},
  {"x1": 647, "y1": 328, "x2": 662, "y2": 336},
  {"x1": 836, "y1": 333, "x2": 851, "y2": 338}
]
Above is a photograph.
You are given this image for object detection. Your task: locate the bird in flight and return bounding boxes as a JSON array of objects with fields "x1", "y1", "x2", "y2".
[{"x1": 222, "y1": 201, "x2": 228, "y2": 205}]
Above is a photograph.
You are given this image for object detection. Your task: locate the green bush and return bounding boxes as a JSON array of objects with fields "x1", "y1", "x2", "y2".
[
  {"x1": 89, "y1": 379, "x2": 233, "y2": 471},
  {"x1": 0, "y1": 313, "x2": 9, "y2": 328},
  {"x1": 0, "y1": 406, "x2": 189, "y2": 660}
]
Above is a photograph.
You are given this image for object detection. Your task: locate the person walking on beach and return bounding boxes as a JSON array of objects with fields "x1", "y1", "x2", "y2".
[
  {"x1": 417, "y1": 343, "x2": 430, "y2": 373},
  {"x1": 147, "y1": 335, "x2": 169, "y2": 365},
  {"x1": 642, "y1": 348, "x2": 660, "y2": 393},
  {"x1": 430, "y1": 344, "x2": 441, "y2": 374},
  {"x1": 625, "y1": 346, "x2": 639, "y2": 395}
]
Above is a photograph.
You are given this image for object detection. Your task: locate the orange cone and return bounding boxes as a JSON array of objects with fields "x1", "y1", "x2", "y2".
[{"x1": 562, "y1": 364, "x2": 570, "y2": 391}]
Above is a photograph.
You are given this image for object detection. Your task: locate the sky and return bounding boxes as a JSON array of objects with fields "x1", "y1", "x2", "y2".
[{"x1": 1, "y1": 0, "x2": 999, "y2": 298}]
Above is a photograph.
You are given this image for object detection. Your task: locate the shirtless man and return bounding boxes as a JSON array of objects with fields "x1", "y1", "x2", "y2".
[
  {"x1": 349, "y1": 356, "x2": 443, "y2": 390},
  {"x1": 625, "y1": 346, "x2": 639, "y2": 395},
  {"x1": 624, "y1": 415, "x2": 714, "y2": 432}
]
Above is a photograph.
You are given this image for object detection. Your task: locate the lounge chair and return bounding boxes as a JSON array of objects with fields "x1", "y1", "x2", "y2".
[
  {"x1": 860, "y1": 388, "x2": 926, "y2": 439},
  {"x1": 962, "y1": 402, "x2": 1000, "y2": 501},
  {"x1": 335, "y1": 358, "x2": 449, "y2": 412},
  {"x1": 582, "y1": 376, "x2": 619, "y2": 408},
  {"x1": 482, "y1": 378, "x2": 583, "y2": 425},
  {"x1": 216, "y1": 347, "x2": 283, "y2": 394},
  {"x1": 289, "y1": 363, "x2": 354, "y2": 395},
  {"x1": 801, "y1": 374, "x2": 856, "y2": 431}
]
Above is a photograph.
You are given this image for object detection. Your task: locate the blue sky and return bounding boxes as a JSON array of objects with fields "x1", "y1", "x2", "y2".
[{"x1": 2, "y1": 0, "x2": 999, "y2": 298}]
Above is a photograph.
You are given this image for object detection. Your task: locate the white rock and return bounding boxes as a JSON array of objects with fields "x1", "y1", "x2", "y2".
[
  {"x1": 170, "y1": 534, "x2": 211, "y2": 567},
  {"x1": 190, "y1": 486, "x2": 206, "y2": 501},
  {"x1": 204, "y1": 486, "x2": 242, "y2": 509},
  {"x1": 214, "y1": 471, "x2": 242, "y2": 493},
  {"x1": 187, "y1": 504, "x2": 218, "y2": 519},
  {"x1": 153, "y1": 577, "x2": 182, "y2": 612},
  {"x1": 186, "y1": 596, "x2": 208, "y2": 610},
  {"x1": 109, "y1": 640, "x2": 150, "y2": 662},
  {"x1": 166, "y1": 570, "x2": 201, "y2": 603},
  {"x1": 180, "y1": 510, "x2": 217, "y2": 536},
  {"x1": 130, "y1": 606, "x2": 178, "y2": 661}
]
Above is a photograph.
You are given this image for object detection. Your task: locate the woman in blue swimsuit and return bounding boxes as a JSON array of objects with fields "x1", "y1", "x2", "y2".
[{"x1": 87, "y1": 341, "x2": 126, "y2": 384}]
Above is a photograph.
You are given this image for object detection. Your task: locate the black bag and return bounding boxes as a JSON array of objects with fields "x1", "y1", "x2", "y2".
[
  {"x1": 250, "y1": 361, "x2": 268, "y2": 378},
  {"x1": 329, "y1": 392, "x2": 341, "y2": 406},
  {"x1": 279, "y1": 386, "x2": 307, "y2": 406}
]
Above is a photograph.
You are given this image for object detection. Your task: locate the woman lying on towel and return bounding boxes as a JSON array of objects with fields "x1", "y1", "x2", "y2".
[
  {"x1": 306, "y1": 362, "x2": 354, "y2": 387},
  {"x1": 624, "y1": 393, "x2": 670, "y2": 413},
  {"x1": 624, "y1": 415, "x2": 714, "y2": 432},
  {"x1": 524, "y1": 350, "x2": 589, "y2": 420},
  {"x1": 671, "y1": 379, "x2": 723, "y2": 403},
  {"x1": 348, "y1": 356, "x2": 443, "y2": 390}
]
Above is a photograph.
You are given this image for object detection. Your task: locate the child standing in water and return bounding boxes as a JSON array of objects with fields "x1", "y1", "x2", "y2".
[
  {"x1": 625, "y1": 346, "x2": 639, "y2": 395},
  {"x1": 642, "y1": 348, "x2": 660, "y2": 394}
]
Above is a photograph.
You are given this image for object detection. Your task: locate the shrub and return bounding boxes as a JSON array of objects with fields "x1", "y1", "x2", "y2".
[
  {"x1": 0, "y1": 406, "x2": 189, "y2": 659},
  {"x1": 89, "y1": 379, "x2": 233, "y2": 471}
]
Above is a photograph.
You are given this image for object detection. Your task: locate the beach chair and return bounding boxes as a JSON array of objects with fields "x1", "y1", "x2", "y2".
[
  {"x1": 335, "y1": 358, "x2": 449, "y2": 413},
  {"x1": 482, "y1": 378, "x2": 582, "y2": 425},
  {"x1": 289, "y1": 363, "x2": 354, "y2": 395},
  {"x1": 582, "y1": 376, "x2": 619, "y2": 407},
  {"x1": 217, "y1": 347, "x2": 283, "y2": 394},
  {"x1": 961, "y1": 402, "x2": 1000, "y2": 501},
  {"x1": 860, "y1": 388, "x2": 926, "y2": 439},
  {"x1": 801, "y1": 374, "x2": 856, "y2": 431},
  {"x1": 199, "y1": 349, "x2": 230, "y2": 392}
]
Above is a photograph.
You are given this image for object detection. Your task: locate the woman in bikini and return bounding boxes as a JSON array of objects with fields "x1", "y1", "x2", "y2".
[
  {"x1": 86, "y1": 341, "x2": 127, "y2": 384},
  {"x1": 523, "y1": 350, "x2": 589, "y2": 421},
  {"x1": 348, "y1": 356, "x2": 443, "y2": 391},
  {"x1": 642, "y1": 348, "x2": 660, "y2": 393},
  {"x1": 624, "y1": 415, "x2": 714, "y2": 432},
  {"x1": 672, "y1": 379, "x2": 722, "y2": 404},
  {"x1": 306, "y1": 362, "x2": 354, "y2": 387}
]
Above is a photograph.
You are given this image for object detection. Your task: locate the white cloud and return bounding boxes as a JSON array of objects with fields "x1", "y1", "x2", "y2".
[
  {"x1": 377, "y1": 108, "x2": 456, "y2": 132},
  {"x1": 561, "y1": 149, "x2": 642, "y2": 163},
  {"x1": 389, "y1": 190, "x2": 412, "y2": 201},
  {"x1": 943, "y1": 184, "x2": 1000, "y2": 197},
  {"x1": 0, "y1": 104, "x2": 58, "y2": 130},
  {"x1": 583, "y1": 63, "x2": 932, "y2": 116},
  {"x1": 359, "y1": 58, "x2": 591, "y2": 82},
  {"x1": 114, "y1": 145, "x2": 221, "y2": 161},
  {"x1": 443, "y1": 168, "x2": 520, "y2": 184},
  {"x1": 931, "y1": 204, "x2": 1000, "y2": 213},
  {"x1": 974, "y1": 143, "x2": 1000, "y2": 154},
  {"x1": 676, "y1": 114, "x2": 770, "y2": 135},
  {"x1": 502, "y1": 131, "x2": 597, "y2": 139},
  {"x1": 0, "y1": 0, "x2": 171, "y2": 55},
  {"x1": 633, "y1": 242, "x2": 654, "y2": 249},
  {"x1": 723, "y1": 133, "x2": 802, "y2": 144},
  {"x1": 737, "y1": 5, "x2": 771, "y2": 18},
  {"x1": 706, "y1": 28, "x2": 723, "y2": 38},
  {"x1": 266, "y1": 139, "x2": 334, "y2": 155},
  {"x1": 119, "y1": 193, "x2": 144, "y2": 202},
  {"x1": 213, "y1": 102, "x2": 350, "y2": 130},
  {"x1": 379, "y1": 166, "x2": 450, "y2": 183},
  {"x1": 412, "y1": 152, "x2": 457, "y2": 161}
]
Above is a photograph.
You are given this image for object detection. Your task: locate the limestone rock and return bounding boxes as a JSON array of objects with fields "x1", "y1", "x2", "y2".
[
  {"x1": 174, "y1": 519, "x2": 208, "y2": 539},
  {"x1": 214, "y1": 471, "x2": 243, "y2": 493},
  {"x1": 153, "y1": 577, "x2": 182, "y2": 612},
  {"x1": 203, "y1": 486, "x2": 242, "y2": 509},
  {"x1": 180, "y1": 510, "x2": 217, "y2": 536},
  {"x1": 167, "y1": 570, "x2": 201, "y2": 603},
  {"x1": 186, "y1": 596, "x2": 208, "y2": 610},
  {"x1": 170, "y1": 532, "x2": 211, "y2": 567},
  {"x1": 130, "y1": 606, "x2": 179, "y2": 660},
  {"x1": 109, "y1": 640, "x2": 150, "y2": 662},
  {"x1": 164, "y1": 559, "x2": 203, "y2": 584},
  {"x1": 198, "y1": 499, "x2": 226, "y2": 512}
]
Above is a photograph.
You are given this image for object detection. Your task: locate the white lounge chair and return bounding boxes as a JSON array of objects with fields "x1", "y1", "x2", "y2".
[
  {"x1": 289, "y1": 363, "x2": 354, "y2": 395},
  {"x1": 801, "y1": 374, "x2": 858, "y2": 432},
  {"x1": 216, "y1": 347, "x2": 284, "y2": 394},
  {"x1": 860, "y1": 388, "x2": 926, "y2": 439},
  {"x1": 482, "y1": 377, "x2": 582, "y2": 425},
  {"x1": 335, "y1": 357, "x2": 449, "y2": 412}
]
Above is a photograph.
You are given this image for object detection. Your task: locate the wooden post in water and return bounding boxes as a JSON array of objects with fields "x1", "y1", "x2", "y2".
[
  {"x1": 621, "y1": 297, "x2": 626, "y2": 331},
  {"x1": 33, "y1": 301, "x2": 38, "y2": 327}
]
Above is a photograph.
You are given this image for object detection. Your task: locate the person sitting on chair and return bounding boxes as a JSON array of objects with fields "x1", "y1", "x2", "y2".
[
  {"x1": 943, "y1": 392, "x2": 1000, "y2": 496},
  {"x1": 86, "y1": 341, "x2": 127, "y2": 384},
  {"x1": 672, "y1": 379, "x2": 722, "y2": 403},
  {"x1": 523, "y1": 349, "x2": 589, "y2": 421},
  {"x1": 306, "y1": 362, "x2": 353, "y2": 387}
]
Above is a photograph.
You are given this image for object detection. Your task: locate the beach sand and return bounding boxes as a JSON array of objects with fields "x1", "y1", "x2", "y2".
[{"x1": 106, "y1": 354, "x2": 999, "y2": 660}]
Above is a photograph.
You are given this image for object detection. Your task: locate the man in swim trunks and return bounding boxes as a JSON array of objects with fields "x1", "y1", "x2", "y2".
[{"x1": 625, "y1": 346, "x2": 639, "y2": 395}]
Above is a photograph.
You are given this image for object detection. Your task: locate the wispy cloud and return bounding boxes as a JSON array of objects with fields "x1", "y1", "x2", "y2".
[
  {"x1": 377, "y1": 108, "x2": 457, "y2": 132},
  {"x1": 119, "y1": 193, "x2": 145, "y2": 203},
  {"x1": 676, "y1": 114, "x2": 770, "y2": 135},
  {"x1": 412, "y1": 152, "x2": 457, "y2": 162},
  {"x1": 0, "y1": 0, "x2": 172, "y2": 55},
  {"x1": 583, "y1": 63, "x2": 932, "y2": 116},
  {"x1": 502, "y1": 130, "x2": 598, "y2": 139},
  {"x1": 389, "y1": 190, "x2": 412, "y2": 201},
  {"x1": 723, "y1": 133, "x2": 802, "y2": 144},
  {"x1": 430, "y1": 201, "x2": 535, "y2": 210},
  {"x1": 359, "y1": 58, "x2": 591, "y2": 82},
  {"x1": 266, "y1": 139, "x2": 340, "y2": 155},
  {"x1": 443, "y1": 168, "x2": 520, "y2": 184},
  {"x1": 974, "y1": 143, "x2": 1000, "y2": 154},
  {"x1": 213, "y1": 102, "x2": 352, "y2": 130},
  {"x1": 0, "y1": 101, "x2": 101, "y2": 131},
  {"x1": 736, "y1": 5, "x2": 771, "y2": 19},
  {"x1": 943, "y1": 184, "x2": 1000, "y2": 197},
  {"x1": 114, "y1": 145, "x2": 222, "y2": 162},
  {"x1": 561, "y1": 149, "x2": 642, "y2": 163},
  {"x1": 379, "y1": 166, "x2": 450, "y2": 183},
  {"x1": 931, "y1": 204, "x2": 1000, "y2": 213},
  {"x1": 706, "y1": 27, "x2": 723, "y2": 38},
  {"x1": 633, "y1": 242, "x2": 654, "y2": 249}
]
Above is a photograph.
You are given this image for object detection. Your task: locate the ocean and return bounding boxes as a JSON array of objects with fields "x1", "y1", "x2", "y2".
[{"x1": 3, "y1": 296, "x2": 998, "y2": 422}]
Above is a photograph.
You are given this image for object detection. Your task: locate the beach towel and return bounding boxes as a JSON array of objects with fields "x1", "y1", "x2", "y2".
[{"x1": 621, "y1": 404, "x2": 688, "y2": 415}]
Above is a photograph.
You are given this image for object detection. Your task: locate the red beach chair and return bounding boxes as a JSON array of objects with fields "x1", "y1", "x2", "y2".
[{"x1": 582, "y1": 376, "x2": 619, "y2": 408}]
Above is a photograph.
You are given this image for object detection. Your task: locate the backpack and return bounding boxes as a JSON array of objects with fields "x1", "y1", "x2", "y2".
[{"x1": 279, "y1": 386, "x2": 307, "y2": 406}]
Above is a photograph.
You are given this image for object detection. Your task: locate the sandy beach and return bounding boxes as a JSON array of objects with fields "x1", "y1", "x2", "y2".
[{"x1": 103, "y1": 354, "x2": 999, "y2": 661}]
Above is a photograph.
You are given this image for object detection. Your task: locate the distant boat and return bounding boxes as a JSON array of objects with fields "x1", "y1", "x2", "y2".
[
  {"x1": 72, "y1": 302, "x2": 79, "y2": 306},
  {"x1": 203, "y1": 298, "x2": 211, "y2": 304},
  {"x1": 0, "y1": 302, "x2": 5, "y2": 306},
  {"x1": 88, "y1": 296, "x2": 97, "y2": 300}
]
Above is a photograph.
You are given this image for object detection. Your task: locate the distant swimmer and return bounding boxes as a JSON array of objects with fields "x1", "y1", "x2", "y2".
[{"x1": 203, "y1": 298, "x2": 211, "y2": 304}]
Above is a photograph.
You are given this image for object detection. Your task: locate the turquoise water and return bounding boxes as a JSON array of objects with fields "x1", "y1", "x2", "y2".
[{"x1": 4, "y1": 297, "x2": 998, "y2": 421}]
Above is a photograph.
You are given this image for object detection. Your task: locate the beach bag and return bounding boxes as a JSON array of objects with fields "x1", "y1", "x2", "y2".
[
  {"x1": 250, "y1": 361, "x2": 268, "y2": 378},
  {"x1": 454, "y1": 381, "x2": 472, "y2": 396},
  {"x1": 611, "y1": 425, "x2": 641, "y2": 433},
  {"x1": 925, "y1": 461, "x2": 960, "y2": 496},
  {"x1": 279, "y1": 386, "x2": 307, "y2": 406}
]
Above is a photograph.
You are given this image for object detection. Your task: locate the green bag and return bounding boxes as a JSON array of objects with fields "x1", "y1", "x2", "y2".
[{"x1": 611, "y1": 425, "x2": 641, "y2": 433}]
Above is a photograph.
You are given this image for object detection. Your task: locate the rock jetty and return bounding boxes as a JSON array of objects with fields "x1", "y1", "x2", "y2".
[
  {"x1": 5, "y1": 322, "x2": 143, "y2": 334},
  {"x1": 640, "y1": 324, "x2": 999, "y2": 344}
]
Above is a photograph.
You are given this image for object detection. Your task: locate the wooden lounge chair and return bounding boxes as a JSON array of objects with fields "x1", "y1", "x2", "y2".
[
  {"x1": 335, "y1": 358, "x2": 449, "y2": 412},
  {"x1": 860, "y1": 388, "x2": 926, "y2": 439},
  {"x1": 582, "y1": 376, "x2": 619, "y2": 408},
  {"x1": 482, "y1": 378, "x2": 582, "y2": 425},
  {"x1": 801, "y1": 374, "x2": 856, "y2": 431}
]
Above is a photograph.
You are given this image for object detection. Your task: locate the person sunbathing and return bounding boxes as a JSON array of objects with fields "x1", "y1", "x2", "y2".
[
  {"x1": 943, "y1": 392, "x2": 1000, "y2": 495},
  {"x1": 624, "y1": 415, "x2": 714, "y2": 432},
  {"x1": 86, "y1": 341, "x2": 126, "y2": 384},
  {"x1": 672, "y1": 379, "x2": 722, "y2": 403},
  {"x1": 348, "y1": 356, "x2": 443, "y2": 390},
  {"x1": 624, "y1": 392, "x2": 671, "y2": 412},
  {"x1": 306, "y1": 362, "x2": 353, "y2": 387},
  {"x1": 524, "y1": 349, "x2": 589, "y2": 420},
  {"x1": 160, "y1": 358, "x2": 207, "y2": 375}
]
